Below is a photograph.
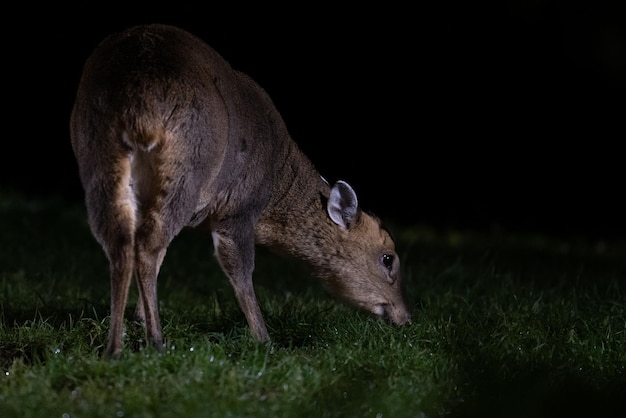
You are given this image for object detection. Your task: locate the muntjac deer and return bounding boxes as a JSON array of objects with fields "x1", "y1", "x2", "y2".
[{"x1": 70, "y1": 24, "x2": 410, "y2": 357}]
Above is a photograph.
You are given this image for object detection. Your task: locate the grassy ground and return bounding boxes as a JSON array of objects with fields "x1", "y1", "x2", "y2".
[{"x1": 0, "y1": 191, "x2": 624, "y2": 417}]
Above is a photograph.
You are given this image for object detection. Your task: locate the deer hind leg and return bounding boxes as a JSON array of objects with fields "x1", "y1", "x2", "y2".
[
  {"x1": 84, "y1": 156, "x2": 138, "y2": 357},
  {"x1": 130, "y1": 140, "x2": 202, "y2": 352},
  {"x1": 129, "y1": 147, "x2": 169, "y2": 352},
  {"x1": 105, "y1": 231, "x2": 135, "y2": 357},
  {"x1": 133, "y1": 211, "x2": 168, "y2": 352}
]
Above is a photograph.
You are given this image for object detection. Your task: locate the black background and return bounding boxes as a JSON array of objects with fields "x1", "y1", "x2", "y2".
[{"x1": 2, "y1": 3, "x2": 625, "y2": 240}]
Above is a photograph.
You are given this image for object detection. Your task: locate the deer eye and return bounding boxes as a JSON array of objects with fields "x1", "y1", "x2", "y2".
[{"x1": 381, "y1": 253, "x2": 394, "y2": 271}]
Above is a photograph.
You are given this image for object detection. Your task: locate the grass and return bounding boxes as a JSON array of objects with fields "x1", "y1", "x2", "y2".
[{"x1": 0, "y1": 190, "x2": 624, "y2": 417}]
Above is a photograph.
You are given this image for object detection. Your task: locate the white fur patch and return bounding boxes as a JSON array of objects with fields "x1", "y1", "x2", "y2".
[
  {"x1": 211, "y1": 232, "x2": 221, "y2": 256},
  {"x1": 372, "y1": 304, "x2": 385, "y2": 316},
  {"x1": 122, "y1": 130, "x2": 158, "y2": 151},
  {"x1": 122, "y1": 131, "x2": 133, "y2": 148}
]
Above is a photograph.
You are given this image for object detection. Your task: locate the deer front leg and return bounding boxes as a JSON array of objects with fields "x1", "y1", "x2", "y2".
[{"x1": 211, "y1": 222, "x2": 269, "y2": 343}]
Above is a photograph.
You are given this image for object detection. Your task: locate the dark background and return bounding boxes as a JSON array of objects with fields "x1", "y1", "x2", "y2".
[{"x1": 2, "y1": 3, "x2": 624, "y2": 240}]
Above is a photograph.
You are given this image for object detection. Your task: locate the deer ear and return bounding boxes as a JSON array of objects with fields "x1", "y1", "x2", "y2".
[{"x1": 327, "y1": 180, "x2": 359, "y2": 229}]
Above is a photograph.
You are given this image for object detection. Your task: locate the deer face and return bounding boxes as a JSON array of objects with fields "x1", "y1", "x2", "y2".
[{"x1": 314, "y1": 181, "x2": 411, "y2": 325}]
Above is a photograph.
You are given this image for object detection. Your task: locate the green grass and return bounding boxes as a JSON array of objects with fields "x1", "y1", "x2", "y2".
[{"x1": 1, "y1": 191, "x2": 624, "y2": 417}]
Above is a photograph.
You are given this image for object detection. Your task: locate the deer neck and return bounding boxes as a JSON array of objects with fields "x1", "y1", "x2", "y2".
[{"x1": 255, "y1": 144, "x2": 336, "y2": 259}]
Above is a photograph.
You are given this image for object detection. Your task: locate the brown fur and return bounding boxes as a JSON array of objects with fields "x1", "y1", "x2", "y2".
[{"x1": 70, "y1": 24, "x2": 410, "y2": 357}]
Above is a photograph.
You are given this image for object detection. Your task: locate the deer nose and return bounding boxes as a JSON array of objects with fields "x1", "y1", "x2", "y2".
[
  {"x1": 376, "y1": 303, "x2": 411, "y2": 325},
  {"x1": 385, "y1": 304, "x2": 411, "y2": 325}
]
